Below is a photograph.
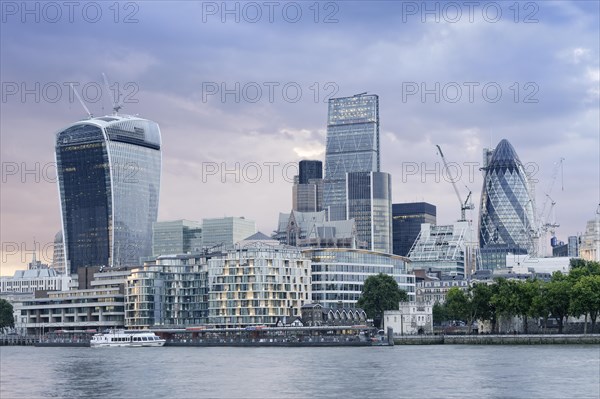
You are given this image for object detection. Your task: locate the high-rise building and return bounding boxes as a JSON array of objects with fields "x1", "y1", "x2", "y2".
[
  {"x1": 55, "y1": 115, "x2": 162, "y2": 273},
  {"x1": 201, "y1": 217, "x2": 256, "y2": 249},
  {"x1": 346, "y1": 171, "x2": 392, "y2": 253},
  {"x1": 152, "y1": 220, "x2": 202, "y2": 256},
  {"x1": 323, "y1": 94, "x2": 379, "y2": 221},
  {"x1": 298, "y1": 160, "x2": 322, "y2": 184},
  {"x1": 392, "y1": 202, "x2": 437, "y2": 257},
  {"x1": 479, "y1": 139, "x2": 536, "y2": 270},
  {"x1": 292, "y1": 163, "x2": 323, "y2": 213}
]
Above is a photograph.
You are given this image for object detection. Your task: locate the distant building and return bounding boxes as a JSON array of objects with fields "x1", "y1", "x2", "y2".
[
  {"x1": 408, "y1": 221, "x2": 478, "y2": 278},
  {"x1": 207, "y1": 233, "x2": 311, "y2": 327},
  {"x1": 415, "y1": 279, "x2": 469, "y2": 304},
  {"x1": 479, "y1": 139, "x2": 536, "y2": 269},
  {"x1": 273, "y1": 210, "x2": 363, "y2": 249},
  {"x1": 202, "y1": 216, "x2": 256, "y2": 249},
  {"x1": 126, "y1": 254, "x2": 209, "y2": 328},
  {"x1": 304, "y1": 248, "x2": 415, "y2": 308},
  {"x1": 551, "y1": 236, "x2": 578, "y2": 258},
  {"x1": 301, "y1": 303, "x2": 368, "y2": 327},
  {"x1": 392, "y1": 202, "x2": 437, "y2": 257},
  {"x1": 0, "y1": 268, "x2": 71, "y2": 294},
  {"x1": 579, "y1": 218, "x2": 600, "y2": 261},
  {"x1": 152, "y1": 219, "x2": 202, "y2": 256},
  {"x1": 347, "y1": 171, "x2": 392, "y2": 253},
  {"x1": 55, "y1": 114, "x2": 162, "y2": 272},
  {"x1": 323, "y1": 93, "x2": 380, "y2": 221},
  {"x1": 383, "y1": 302, "x2": 433, "y2": 335},
  {"x1": 299, "y1": 160, "x2": 323, "y2": 184},
  {"x1": 293, "y1": 179, "x2": 323, "y2": 212}
]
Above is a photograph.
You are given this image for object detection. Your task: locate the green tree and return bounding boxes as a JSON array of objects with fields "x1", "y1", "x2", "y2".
[
  {"x1": 546, "y1": 272, "x2": 572, "y2": 333},
  {"x1": 470, "y1": 283, "x2": 495, "y2": 333},
  {"x1": 432, "y1": 302, "x2": 447, "y2": 326},
  {"x1": 491, "y1": 278, "x2": 521, "y2": 332},
  {"x1": 357, "y1": 273, "x2": 408, "y2": 327},
  {"x1": 570, "y1": 275, "x2": 600, "y2": 333},
  {"x1": 445, "y1": 287, "x2": 469, "y2": 323},
  {"x1": 0, "y1": 299, "x2": 14, "y2": 331},
  {"x1": 517, "y1": 279, "x2": 542, "y2": 334}
]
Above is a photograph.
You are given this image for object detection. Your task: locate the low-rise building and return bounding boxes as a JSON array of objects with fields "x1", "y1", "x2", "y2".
[
  {"x1": 415, "y1": 279, "x2": 469, "y2": 304},
  {"x1": 301, "y1": 303, "x2": 367, "y2": 326},
  {"x1": 304, "y1": 248, "x2": 415, "y2": 308},
  {"x1": 126, "y1": 254, "x2": 210, "y2": 328},
  {"x1": 0, "y1": 268, "x2": 71, "y2": 294},
  {"x1": 383, "y1": 302, "x2": 433, "y2": 335}
]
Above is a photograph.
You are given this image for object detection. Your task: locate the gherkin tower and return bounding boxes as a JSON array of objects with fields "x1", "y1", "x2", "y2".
[{"x1": 479, "y1": 139, "x2": 536, "y2": 269}]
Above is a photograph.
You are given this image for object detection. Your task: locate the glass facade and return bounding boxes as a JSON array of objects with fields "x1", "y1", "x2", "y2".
[
  {"x1": 126, "y1": 256, "x2": 209, "y2": 328},
  {"x1": 347, "y1": 171, "x2": 392, "y2": 253},
  {"x1": 208, "y1": 244, "x2": 311, "y2": 327},
  {"x1": 323, "y1": 94, "x2": 379, "y2": 221},
  {"x1": 392, "y1": 202, "x2": 437, "y2": 257},
  {"x1": 201, "y1": 217, "x2": 256, "y2": 249},
  {"x1": 304, "y1": 248, "x2": 415, "y2": 308},
  {"x1": 56, "y1": 115, "x2": 161, "y2": 273},
  {"x1": 298, "y1": 160, "x2": 322, "y2": 184},
  {"x1": 479, "y1": 139, "x2": 536, "y2": 269},
  {"x1": 152, "y1": 220, "x2": 202, "y2": 256}
]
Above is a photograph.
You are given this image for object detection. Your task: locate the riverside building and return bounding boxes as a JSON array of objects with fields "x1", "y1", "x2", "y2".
[
  {"x1": 304, "y1": 248, "x2": 415, "y2": 308},
  {"x1": 207, "y1": 233, "x2": 311, "y2": 328}
]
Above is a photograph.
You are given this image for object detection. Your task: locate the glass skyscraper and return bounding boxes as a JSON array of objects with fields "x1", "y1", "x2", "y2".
[
  {"x1": 392, "y1": 202, "x2": 437, "y2": 257},
  {"x1": 55, "y1": 115, "x2": 162, "y2": 273},
  {"x1": 479, "y1": 139, "x2": 536, "y2": 269},
  {"x1": 323, "y1": 94, "x2": 379, "y2": 221},
  {"x1": 346, "y1": 171, "x2": 392, "y2": 253}
]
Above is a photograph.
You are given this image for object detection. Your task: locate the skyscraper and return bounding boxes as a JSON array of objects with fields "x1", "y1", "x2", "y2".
[
  {"x1": 479, "y1": 139, "x2": 536, "y2": 269},
  {"x1": 346, "y1": 171, "x2": 392, "y2": 253},
  {"x1": 293, "y1": 160, "x2": 323, "y2": 212},
  {"x1": 152, "y1": 220, "x2": 203, "y2": 256},
  {"x1": 201, "y1": 217, "x2": 256, "y2": 249},
  {"x1": 55, "y1": 115, "x2": 162, "y2": 273},
  {"x1": 392, "y1": 202, "x2": 437, "y2": 257},
  {"x1": 323, "y1": 94, "x2": 379, "y2": 221}
]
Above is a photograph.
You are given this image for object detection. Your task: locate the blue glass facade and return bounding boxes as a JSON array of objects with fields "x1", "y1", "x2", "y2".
[
  {"x1": 323, "y1": 94, "x2": 379, "y2": 221},
  {"x1": 479, "y1": 139, "x2": 535, "y2": 269},
  {"x1": 346, "y1": 171, "x2": 392, "y2": 253},
  {"x1": 392, "y1": 202, "x2": 437, "y2": 257},
  {"x1": 56, "y1": 115, "x2": 161, "y2": 273},
  {"x1": 298, "y1": 160, "x2": 322, "y2": 184}
]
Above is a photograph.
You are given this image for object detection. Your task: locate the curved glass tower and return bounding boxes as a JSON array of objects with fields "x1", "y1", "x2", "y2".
[
  {"x1": 55, "y1": 115, "x2": 161, "y2": 273},
  {"x1": 479, "y1": 139, "x2": 536, "y2": 269}
]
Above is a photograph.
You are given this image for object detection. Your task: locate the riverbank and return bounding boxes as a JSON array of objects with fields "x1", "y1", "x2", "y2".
[{"x1": 393, "y1": 334, "x2": 600, "y2": 345}]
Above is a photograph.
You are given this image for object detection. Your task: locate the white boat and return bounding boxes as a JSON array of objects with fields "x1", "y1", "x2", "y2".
[{"x1": 90, "y1": 330, "x2": 166, "y2": 348}]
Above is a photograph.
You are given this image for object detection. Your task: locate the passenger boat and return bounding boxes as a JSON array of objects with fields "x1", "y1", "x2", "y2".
[{"x1": 90, "y1": 330, "x2": 165, "y2": 347}]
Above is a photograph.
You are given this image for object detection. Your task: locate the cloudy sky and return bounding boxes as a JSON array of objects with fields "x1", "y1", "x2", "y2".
[{"x1": 1, "y1": 1, "x2": 599, "y2": 274}]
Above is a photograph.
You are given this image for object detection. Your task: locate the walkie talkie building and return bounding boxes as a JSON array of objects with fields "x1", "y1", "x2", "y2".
[
  {"x1": 55, "y1": 115, "x2": 161, "y2": 273},
  {"x1": 479, "y1": 139, "x2": 536, "y2": 269}
]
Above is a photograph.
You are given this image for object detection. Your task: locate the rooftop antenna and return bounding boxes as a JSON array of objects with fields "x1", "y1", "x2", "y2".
[
  {"x1": 70, "y1": 83, "x2": 92, "y2": 118},
  {"x1": 102, "y1": 72, "x2": 122, "y2": 115}
]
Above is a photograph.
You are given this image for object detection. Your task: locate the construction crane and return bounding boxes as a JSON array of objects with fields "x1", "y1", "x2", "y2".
[
  {"x1": 536, "y1": 158, "x2": 564, "y2": 256},
  {"x1": 435, "y1": 145, "x2": 475, "y2": 222}
]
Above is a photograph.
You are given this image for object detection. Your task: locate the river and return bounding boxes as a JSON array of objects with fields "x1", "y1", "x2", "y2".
[{"x1": 1, "y1": 345, "x2": 598, "y2": 398}]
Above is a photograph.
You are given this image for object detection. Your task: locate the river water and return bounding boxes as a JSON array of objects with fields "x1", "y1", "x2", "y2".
[{"x1": 1, "y1": 345, "x2": 598, "y2": 398}]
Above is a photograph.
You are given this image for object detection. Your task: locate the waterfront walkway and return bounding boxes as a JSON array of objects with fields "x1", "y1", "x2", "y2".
[{"x1": 393, "y1": 334, "x2": 600, "y2": 345}]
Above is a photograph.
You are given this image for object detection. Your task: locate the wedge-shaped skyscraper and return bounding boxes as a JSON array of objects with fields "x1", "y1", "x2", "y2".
[
  {"x1": 55, "y1": 115, "x2": 161, "y2": 273},
  {"x1": 479, "y1": 139, "x2": 536, "y2": 269}
]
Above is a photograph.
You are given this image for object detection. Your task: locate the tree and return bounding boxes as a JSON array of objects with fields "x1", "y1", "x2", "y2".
[
  {"x1": 517, "y1": 279, "x2": 542, "y2": 334},
  {"x1": 0, "y1": 299, "x2": 14, "y2": 332},
  {"x1": 357, "y1": 273, "x2": 408, "y2": 327},
  {"x1": 546, "y1": 272, "x2": 572, "y2": 333},
  {"x1": 470, "y1": 283, "x2": 495, "y2": 332},
  {"x1": 432, "y1": 302, "x2": 447, "y2": 326},
  {"x1": 491, "y1": 278, "x2": 521, "y2": 332},
  {"x1": 445, "y1": 287, "x2": 469, "y2": 324},
  {"x1": 570, "y1": 275, "x2": 600, "y2": 334}
]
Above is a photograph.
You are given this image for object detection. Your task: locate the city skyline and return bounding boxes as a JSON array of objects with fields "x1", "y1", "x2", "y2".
[{"x1": 1, "y1": 2, "x2": 599, "y2": 274}]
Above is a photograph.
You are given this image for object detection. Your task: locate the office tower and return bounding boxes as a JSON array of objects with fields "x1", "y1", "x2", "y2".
[
  {"x1": 323, "y1": 93, "x2": 379, "y2": 221},
  {"x1": 201, "y1": 217, "x2": 256, "y2": 249},
  {"x1": 152, "y1": 220, "x2": 203, "y2": 256},
  {"x1": 346, "y1": 171, "x2": 392, "y2": 253},
  {"x1": 298, "y1": 160, "x2": 323, "y2": 184},
  {"x1": 408, "y1": 221, "x2": 478, "y2": 278},
  {"x1": 479, "y1": 139, "x2": 536, "y2": 269},
  {"x1": 392, "y1": 202, "x2": 437, "y2": 257},
  {"x1": 55, "y1": 115, "x2": 162, "y2": 273}
]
